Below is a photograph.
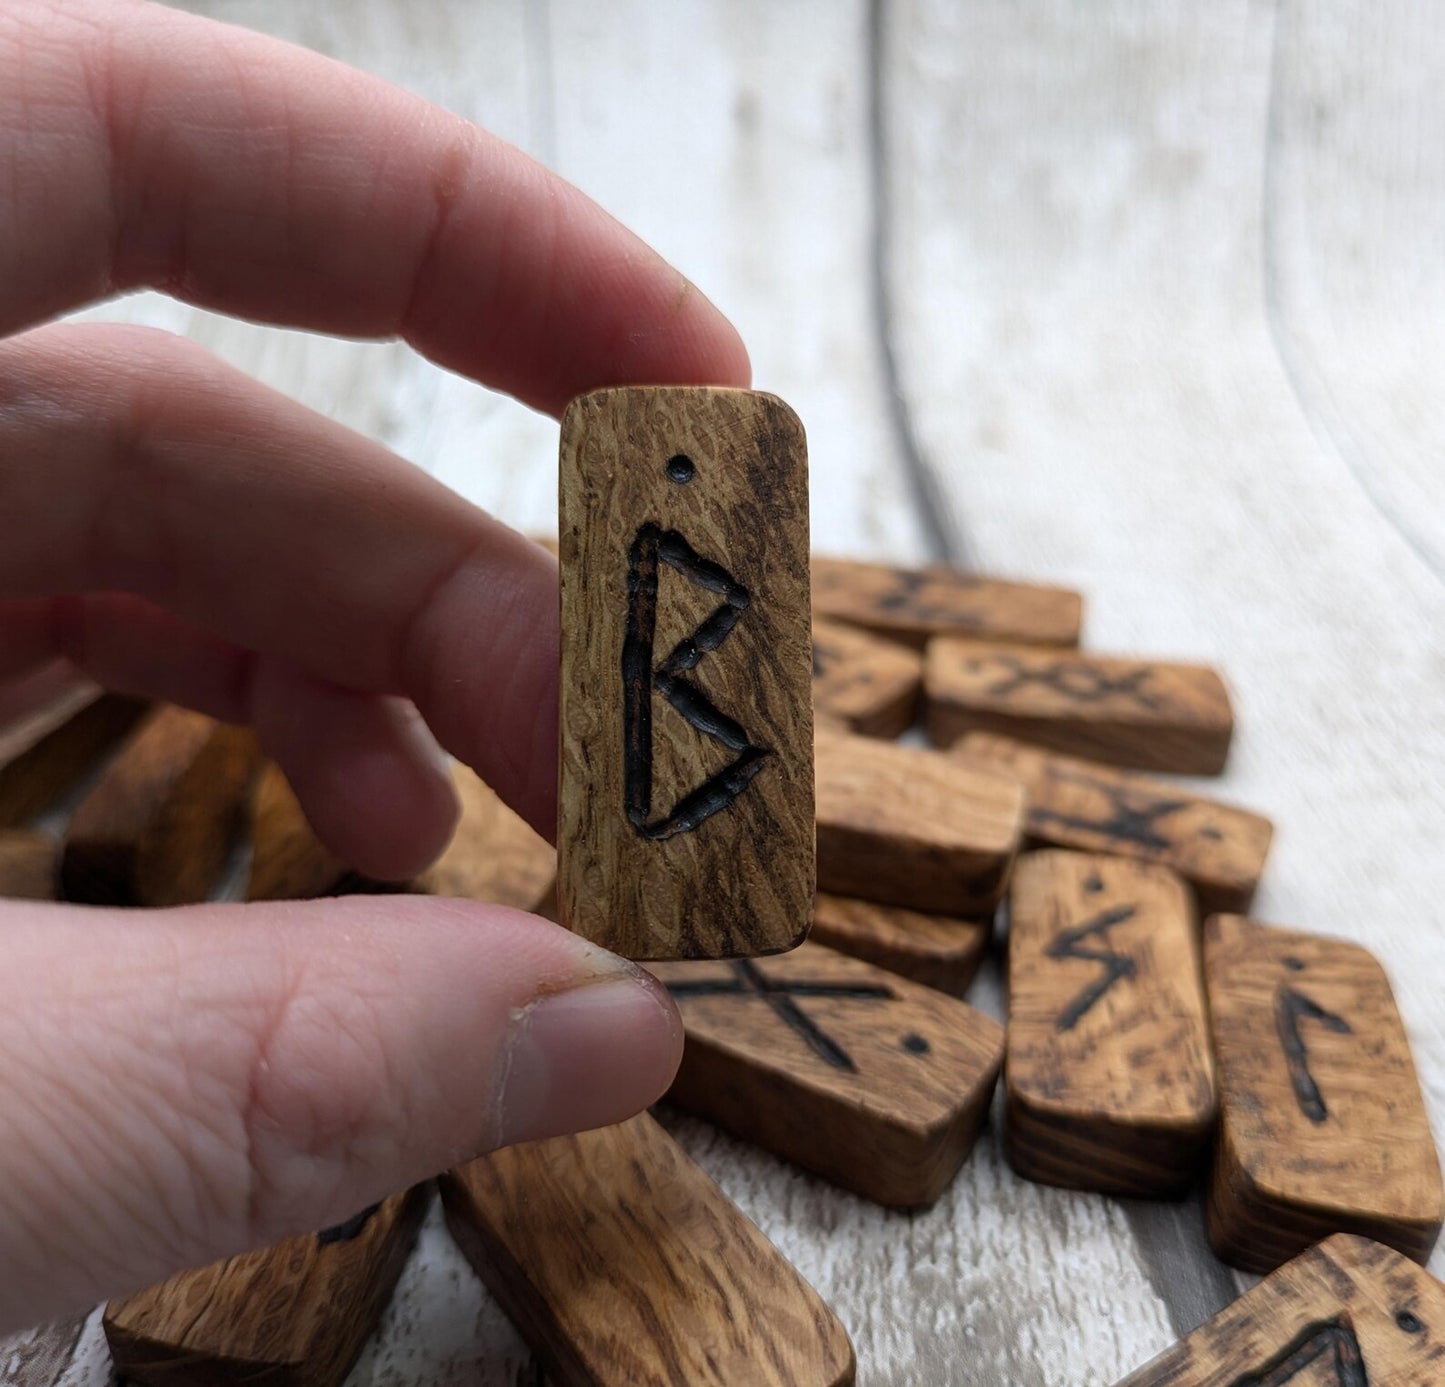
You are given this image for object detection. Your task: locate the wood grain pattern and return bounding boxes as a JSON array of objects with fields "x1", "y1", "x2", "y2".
[
  {"x1": 1006, "y1": 852, "x2": 1216, "y2": 1198},
  {"x1": 956, "y1": 733, "x2": 1273, "y2": 912},
  {"x1": 246, "y1": 763, "x2": 353, "y2": 902},
  {"x1": 811, "y1": 556, "x2": 1083, "y2": 649},
  {"x1": 925, "y1": 640, "x2": 1235, "y2": 775},
  {"x1": 62, "y1": 706, "x2": 261, "y2": 906},
  {"x1": 815, "y1": 723, "x2": 1023, "y2": 915},
  {"x1": 810, "y1": 891, "x2": 990, "y2": 996},
  {"x1": 651, "y1": 941, "x2": 1004, "y2": 1206},
  {"x1": 440, "y1": 1113, "x2": 855, "y2": 1386},
  {"x1": 0, "y1": 693, "x2": 150, "y2": 829},
  {"x1": 103, "y1": 1186, "x2": 429, "y2": 1387},
  {"x1": 1205, "y1": 914, "x2": 1443, "y2": 1274},
  {"x1": 810, "y1": 616, "x2": 922, "y2": 736},
  {"x1": 1115, "y1": 1233, "x2": 1445, "y2": 1385},
  {"x1": 558, "y1": 386, "x2": 814, "y2": 959},
  {"x1": 0, "y1": 830, "x2": 58, "y2": 901}
]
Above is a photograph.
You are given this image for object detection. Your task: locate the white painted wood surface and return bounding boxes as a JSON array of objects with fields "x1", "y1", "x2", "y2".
[{"x1": 6, "y1": 2, "x2": 1443, "y2": 1383}]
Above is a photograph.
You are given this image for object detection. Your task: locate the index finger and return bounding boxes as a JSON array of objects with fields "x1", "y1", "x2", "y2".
[{"x1": 1, "y1": 0, "x2": 749, "y2": 412}]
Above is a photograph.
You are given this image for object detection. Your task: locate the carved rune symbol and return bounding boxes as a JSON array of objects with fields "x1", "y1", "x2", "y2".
[
  {"x1": 665, "y1": 959, "x2": 893, "y2": 1072},
  {"x1": 1275, "y1": 984, "x2": 1353, "y2": 1124},
  {"x1": 1228, "y1": 1316, "x2": 1367, "y2": 1387},
  {"x1": 1047, "y1": 905, "x2": 1138, "y2": 1031},
  {"x1": 316, "y1": 1201, "x2": 381, "y2": 1247},
  {"x1": 984, "y1": 657, "x2": 1161, "y2": 710},
  {"x1": 622, "y1": 523, "x2": 773, "y2": 840},
  {"x1": 1035, "y1": 767, "x2": 1191, "y2": 851}
]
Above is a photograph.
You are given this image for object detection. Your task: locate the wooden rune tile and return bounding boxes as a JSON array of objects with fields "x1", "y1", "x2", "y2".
[
  {"x1": 651, "y1": 941, "x2": 1005, "y2": 1206},
  {"x1": 815, "y1": 723, "x2": 1024, "y2": 915},
  {"x1": 925, "y1": 639, "x2": 1234, "y2": 774},
  {"x1": 0, "y1": 830, "x2": 58, "y2": 900},
  {"x1": 103, "y1": 1186, "x2": 429, "y2": 1387},
  {"x1": 63, "y1": 706, "x2": 261, "y2": 907},
  {"x1": 810, "y1": 891, "x2": 990, "y2": 996},
  {"x1": 1204, "y1": 915, "x2": 1443, "y2": 1273},
  {"x1": 1006, "y1": 852, "x2": 1216, "y2": 1197},
  {"x1": 558, "y1": 386, "x2": 814, "y2": 960},
  {"x1": 442, "y1": 1113, "x2": 855, "y2": 1386},
  {"x1": 246, "y1": 762, "x2": 352, "y2": 902},
  {"x1": 957, "y1": 733, "x2": 1273, "y2": 911},
  {"x1": 810, "y1": 616, "x2": 922, "y2": 737},
  {"x1": 0, "y1": 691, "x2": 150, "y2": 828},
  {"x1": 811, "y1": 555, "x2": 1083, "y2": 649},
  {"x1": 1115, "y1": 1233, "x2": 1445, "y2": 1386}
]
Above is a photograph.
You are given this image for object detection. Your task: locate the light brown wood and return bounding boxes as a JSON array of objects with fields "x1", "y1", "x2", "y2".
[
  {"x1": 246, "y1": 763, "x2": 354, "y2": 902},
  {"x1": 810, "y1": 616, "x2": 922, "y2": 737},
  {"x1": 955, "y1": 733, "x2": 1273, "y2": 911},
  {"x1": 440, "y1": 1113, "x2": 855, "y2": 1386},
  {"x1": 1006, "y1": 851, "x2": 1215, "y2": 1197},
  {"x1": 62, "y1": 706, "x2": 261, "y2": 907},
  {"x1": 651, "y1": 941, "x2": 1003, "y2": 1206},
  {"x1": 103, "y1": 1187, "x2": 429, "y2": 1387},
  {"x1": 557, "y1": 386, "x2": 814, "y2": 959},
  {"x1": 811, "y1": 555, "x2": 1083, "y2": 649},
  {"x1": 815, "y1": 723, "x2": 1023, "y2": 915},
  {"x1": 925, "y1": 639, "x2": 1235, "y2": 774},
  {"x1": 1115, "y1": 1233, "x2": 1445, "y2": 1385},
  {"x1": 1204, "y1": 914, "x2": 1443, "y2": 1274},
  {"x1": 0, "y1": 830, "x2": 58, "y2": 900},
  {"x1": 0, "y1": 693, "x2": 150, "y2": 828},
  {"x1": 809, "y1": 891, "x2": 989, "y2": 996}
]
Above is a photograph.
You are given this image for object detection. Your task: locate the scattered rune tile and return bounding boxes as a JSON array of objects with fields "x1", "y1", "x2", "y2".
[
  {"x1": 0, "y1": 691, "x2": 150, "y2": 829},
  {"x1": 1204, "y1": 914, "x2": 1443, "y2": 1274},
  {"x1": 955, "y1": 733, "x2": 1272, "y2": 911},
  {"x1": 441, "y1": 1113, "x2": 855, "y2": 1386},
  {"x1": 810, "y1": 616, "x2": 923, "y2": 737},
  {"x1": 651, "y1": 941, "x2": 1005, "y2": 1206},
  {"x1": 558, "y1": 386, "x2": 814, "y2": 959},
  {"x1": 815, "y1": 723, "x2": 1024, "y2": 915},
  {"x1": 924, "y1": 639, "x2": 1234, "y2": 774},
  {"x1": 62, "y1": 705, "x2": 261, "y2": 907},
  {"x1": 810, "y1": 891, "x2": 990, "y2": 997},
  {"x1": 811, "y1": 555, "x2": 1083, "y2": 649},
  {"x1": 1005, "y1": 851, "x2": 1216, "y2": 1198},
  {"x1": 103, "y1": 1185, "x2": 429, "y2": 1387},
  {"x1": 0, "y1": 830, "x2": 58, "y2": 901},
  {"x1": 246, "y1": 761, "x2": 356, "y2": 902},
  {"x1": 1114, "y1": 1232, "x2": 1445, "y2": 1386}
]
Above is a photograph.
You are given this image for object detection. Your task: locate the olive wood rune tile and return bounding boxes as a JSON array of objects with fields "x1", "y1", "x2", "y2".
[
  {"x1": 1204, "y1": 914, "x2": 1443, "y2": 1275},
  {"x1": 811, "y1": 555, "x2": 1083, "y2": 649},
  {"x1": 1114, "y1": 1233, "x2": 1445, "y2": 1386},
  {"x1": 809, "y1": 891, "x2": 990, "y2": 997},
  {"x1": 956, "y1": 732, "x2": 1272, "y2": 911},
  {"x1": 815, "y1": 723, "x2": 1024, "y2": 916},
  {"x1": 0, "y1": 691, "x2": 150, "y2": 828},
  {"x1": 925, "y1": 639, "x2": 1234, "y2": 774},
  {"x1": 810, "y1": 616, "x2": 923, "y2": 737},
  {"x1": 441, "y1": 1113, "x2": 855, "y2": 1387},
  {"x1": 0, "y1": 830, "x2": 58, "y2": 901},
  {"x1": 651, "y1": 941, "x2": 1005, "y2": 1207},
  {"x1": 1006, "y1": 851, "x2": 1216, "y2": 1198},
  {"x1": 103, "y1": 1186, "x2": 429, "y2": 1387},
  {"x1": 558, "y1": 386, "x2": 813, "y2": 960},
  {"x1": 63, "y1": 705, "x2": 261, "y2": 907}
]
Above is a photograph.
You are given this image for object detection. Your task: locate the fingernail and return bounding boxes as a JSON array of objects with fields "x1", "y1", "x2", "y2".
[{"x1": 490, "y1": 969, "x2": 682, "y2": 1148}]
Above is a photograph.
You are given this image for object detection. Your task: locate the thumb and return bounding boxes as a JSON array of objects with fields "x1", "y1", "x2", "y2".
[{"x1": 0, "y1": 894, "x2": 680, "y2": 1332}]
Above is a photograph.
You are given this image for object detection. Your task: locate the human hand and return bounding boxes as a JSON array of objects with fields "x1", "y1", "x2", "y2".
[{"x1": 0, "y1": 0, "x2": 749, "y2": 1332}]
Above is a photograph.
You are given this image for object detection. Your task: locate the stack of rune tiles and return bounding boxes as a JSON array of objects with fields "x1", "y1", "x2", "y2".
[{"x1": 1, "y1": 549, "x2": 1439, "y2": 1386}]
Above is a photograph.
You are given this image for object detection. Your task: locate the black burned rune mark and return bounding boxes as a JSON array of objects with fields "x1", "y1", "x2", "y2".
[
  {"x1": 317, "y1": 1202, "x2": 381, "y2": 1247},
  {"x1": 623, "y1": 524, "x2": 773, "y2": 840},
  {"x1": 1275, "y1": 984, "x2": 1352, "y2": 1124},
  {"x1": 666, "y1": 959, "x2": 893, "y2": 1072},
  {"x1": 1034, "y1": 767, "x2": 1192, "y2": 852},
  {"x1": 1228, "y1": 1316, "x2": 1367, "y2": 1387},
  {"x1": 982, "y1": 656, "x2": 1162, "y2": 711},
  {"x1": 872, "y1": 568, "x2": 985, "y2": 626},
  {"x1": 1047, "y1": 905, "x2": 1138, "y2": 1031}
]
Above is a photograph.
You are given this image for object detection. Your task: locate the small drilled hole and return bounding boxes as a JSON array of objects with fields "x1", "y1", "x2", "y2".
[
  {"x1": 902, "y1": 1033, "x2": 931, "y2": 1055},
  {"x1": 1397, "y1": 1310, "x2": 1425, "y2": 1334},
  {"x1": 666, "y1": 454, "x2": 696, "y2": 484}
]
